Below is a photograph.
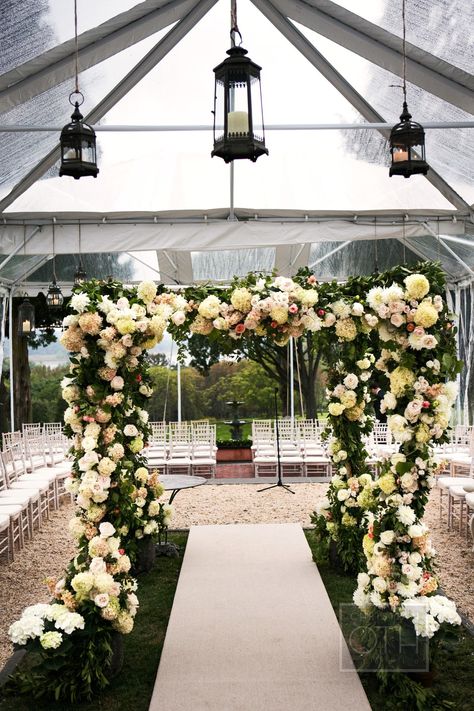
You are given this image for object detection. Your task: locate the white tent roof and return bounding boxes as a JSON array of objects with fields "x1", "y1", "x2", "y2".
[{"x1": 0, "y1": 0, "x2": 473, "y2": 287}]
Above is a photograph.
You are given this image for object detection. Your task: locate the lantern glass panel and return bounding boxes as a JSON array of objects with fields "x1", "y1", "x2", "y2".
[
  {"x1": 63, "y1": 144, "x2": 79, "y2": 161},
  {"x1": 227, "y1": 79, "x2": 249, "y2": 136},
  {"x1": 249, "y1": 76, "x2": 264, "y2": 140},
  {"x1": 18, "y1": 299, "x2": 35, "y2": 336},
  {"x1": 214, "y1": 79, "x2": 225, "y2": 143},
  {"x1": 81, "y1": 139, "x2": 96, "y2": 163}
]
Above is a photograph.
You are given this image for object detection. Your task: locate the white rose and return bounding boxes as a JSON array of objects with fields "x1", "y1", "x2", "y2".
[
  {"x1": 343, "y1": 373, "x2": 359, "y2": 389},
  {"x1": 407, "y1": 524, "x2": 424, "y2": 538},
  {"x1": 357, "y1": 572, "x2": 370, "y2": 588},
  {"x1": 380, "y1": 530, "x2": 395, "y2": 545},
  {"x1": 337, "y1": 488, "x2": 350, "y2": 502},
  {"x1": 99, "y1": 522, "x2": 116, "y2": 539},
  {"x1": 372, "y1": 577, "x2": 388, "y2": 593},
  {"x1": 171, "y1": 311, "x2": 186, "y2": 326},
  {"x1": 351, "y1": 302, "x2": 364, "y2": 316},
  {"x1": 111, "y1": 376, "x2": 124, "y2": 391}
]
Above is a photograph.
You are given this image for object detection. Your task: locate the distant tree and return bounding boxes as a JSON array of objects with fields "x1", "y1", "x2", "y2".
[
  {"x1": 30, "y1": 365, "x2": 68, "y2": 423},
  {"x1": 185, "y1": 333, "x2": 326, "y2": 418},
  {"x1": 146, "y1": 352, "x2": 169, "y2": 367}
]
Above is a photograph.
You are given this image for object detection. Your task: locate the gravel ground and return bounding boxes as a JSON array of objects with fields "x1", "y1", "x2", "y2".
[{"x1": 1, "y1": 483, "x2": 473, "y2": 671}]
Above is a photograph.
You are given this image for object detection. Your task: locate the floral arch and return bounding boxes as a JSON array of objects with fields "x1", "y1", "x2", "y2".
[{"x1": 8, "y1": 260, "x2": 462, "y2": 701}]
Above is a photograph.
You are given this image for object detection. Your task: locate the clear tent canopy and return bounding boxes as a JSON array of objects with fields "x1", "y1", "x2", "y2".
[
  {"x1": 0, "y1": 0, "x2": 472, "y2": 290},
  {"x1": 0, "y1": 0, "x2": 473, "y2": 423}
]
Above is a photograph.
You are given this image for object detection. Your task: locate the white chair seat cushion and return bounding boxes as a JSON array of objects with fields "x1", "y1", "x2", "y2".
[
  {"x1": 15, "y1": 471, "x2": 56, "y2": 486},
  {"x1": 448, "y1": 485, "x2": 467, "y2": 498},
  {"x1": 465, "y1": 492, "x2": 474, "y2": 508},
  {"x1": 1, "y1": 490, "x2": 36, "y2": 504},
  {"x1": 10, "y1": 480, "x2": 49, "y2": 494},
  {"x1": 437, "y1": 476, "x2": 472, "y2": 490},
  {"x1": 0, "y1": 502, "x2": 23, "y2": 515}
]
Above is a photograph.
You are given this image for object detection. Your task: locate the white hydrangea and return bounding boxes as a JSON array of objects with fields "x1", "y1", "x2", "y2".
[
  {"x1": 70, "y1": 292, "x2": 91, "y2": 313},
  {"x1": 396, "y1": 505, "x2": 417, "y2": 526}
]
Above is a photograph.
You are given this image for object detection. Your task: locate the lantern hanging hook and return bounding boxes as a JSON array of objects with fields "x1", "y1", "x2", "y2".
[
  {"x1": 69, "y1": 90, "x2": 84, "y2": 108},
  {"x1": 230, "y1": 0, "x2": 243, "y2": 47}
]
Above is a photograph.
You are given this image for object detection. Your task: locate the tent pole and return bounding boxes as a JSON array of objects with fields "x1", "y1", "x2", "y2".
[
  {"x1": 177, "y1": 360, "x2": 182, "y2": 423},
  {"x1": 8, "y1": 288, "x2": 14, "y2": 431},
  {"x1": 289, "y1": 336, "x2": 294, "y2": 422},
  {"x1": 229, "y1": 162, "x2": 235, "y2": 220}
]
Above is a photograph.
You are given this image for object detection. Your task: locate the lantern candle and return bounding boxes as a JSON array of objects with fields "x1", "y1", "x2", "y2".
[
  {"x1": 393, "y1": 148, "x2": 409, "y2": 162},
  {"x1": 22, "y1": 320, "x2": 31, "y2": 333},
  {"x1": 227, "y1": 111, "x2": 249, "y2": 135}
]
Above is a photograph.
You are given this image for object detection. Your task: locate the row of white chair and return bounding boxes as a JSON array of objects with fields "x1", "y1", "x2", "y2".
[
  {"x1": 435, "y1": 425, "x2": 474, "y2": 538},
  {"x1": 2, "y1": 426, "x2": 70, "y2": 473},
  {"x1": 0, "y1": 442, "x2": 72, "y2": 564},
  {"x1": 146, "y1": 422, "x2": 217, "y2": 478}
]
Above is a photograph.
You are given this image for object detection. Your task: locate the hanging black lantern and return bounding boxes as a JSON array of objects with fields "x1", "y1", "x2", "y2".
[
  {"x1": 60, "y1": 97, "x2": 99, "y2": 179},
  {"x1": 212, "y1": 45, "x2": 268, "y2": 163},
  {"x1": 46, "y1": 278, "x2": 64, "y2": 310},
  {"x1": 18, "y1": 297, "x2": 35, "y2": 337},
  {"x1": 389, "y1": 102, "x2": 429, "y2": 178},
  {"x1": 74, "y1": 262, "x2": 87, "y2": 286}
]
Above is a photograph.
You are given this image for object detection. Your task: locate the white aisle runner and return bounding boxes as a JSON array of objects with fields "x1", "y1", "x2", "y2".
[{"x1": 149, "y1": 524, "x2": 371, "y2": 711}]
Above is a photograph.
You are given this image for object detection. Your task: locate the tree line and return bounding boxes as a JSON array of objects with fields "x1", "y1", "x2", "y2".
[{"x1": 0, "y1": 356, "x2": 327, "y2": 432}]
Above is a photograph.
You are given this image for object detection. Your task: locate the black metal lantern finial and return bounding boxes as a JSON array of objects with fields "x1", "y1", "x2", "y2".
[
  {"x1": 46, "y1": 223, "x2": 64, "y2": 311},
  {"x1": 389, "y1": 0, "x2": 428, "y2": 178},
  {"x1": 211, "y1": 0, "x2": 268, "y2": 163},
  {"x1": 59, "y1": 0, "x2": 99, "y2": 180},
  {"x1": 18, "y1": 296, "x2": 35, "y2": 337}
]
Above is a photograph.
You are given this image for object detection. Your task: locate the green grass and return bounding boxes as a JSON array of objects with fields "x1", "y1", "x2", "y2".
[
  {"x1": 0, "y1": 533, "x2": 188, "y2": 711},
  {"x1": 304, "y1": 529, "x2": 474, "y2": 710}
]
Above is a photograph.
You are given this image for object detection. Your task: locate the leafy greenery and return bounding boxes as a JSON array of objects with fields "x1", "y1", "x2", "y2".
[
  {"x1": 0, "y1": 533, "x2": 187, "y2": 711},
  {"x1": 216, "y1": 439, "x2": 252, "y2": 449}
]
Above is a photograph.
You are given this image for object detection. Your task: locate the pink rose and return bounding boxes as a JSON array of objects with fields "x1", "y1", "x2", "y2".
[
  {"x1": 235, "y1": 323, "x2": 246, "y2": 335},
  {"x1": 288, "y1": 304, "x2": 299, "y2": 314},
  {"x1": 390, "y1": 313, "x2": 405, "y2": 328}
]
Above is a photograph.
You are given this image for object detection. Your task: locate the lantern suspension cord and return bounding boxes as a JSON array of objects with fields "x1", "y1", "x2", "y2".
[
  {"x1": 52, "y1": 221, "x2": 57, "y2": 281},
  {"x1": 78, "y1": 221, "x2": 83, "y2": 265},
  {"x1": 374, "y1": 216, "x2": 379, "y2": 273},
  {"x1": 402, "y1": 217, "x2": 406, "y2": 264},
  {"x1": 437, "y1": 216, "x2": 441, "y2": 263},
  {"x1": 230, "y1": 0, "x2": 242, "y2": 47},
  {"x1": 74, "y1": 0, "x2": 79, "y2": 94},
  {"x1": 402, "y1": 0, "x2": 407, "y2": 104}
]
